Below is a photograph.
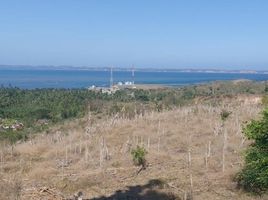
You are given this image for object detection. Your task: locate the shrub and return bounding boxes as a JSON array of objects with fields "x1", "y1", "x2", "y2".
[
  {"x1": 262, "y1": 95, "x2": 268, "y2": 106},
  {"x1": 131, "y1": 146, "x2": 147, "y2": 167},
  {"x1": 220, "y1": 109, "x2": 231, "y2": 121},
  {"x1": 236, "y1": 108, "x2": 268, "y2": 193},
  {"x1": 265, "y1": 84, "x2": 268, "y2": 93}
]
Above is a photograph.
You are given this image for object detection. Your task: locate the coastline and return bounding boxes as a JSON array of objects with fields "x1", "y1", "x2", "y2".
[{"x1": 0, "y1": 65, "x2": 268, "y2": 74}]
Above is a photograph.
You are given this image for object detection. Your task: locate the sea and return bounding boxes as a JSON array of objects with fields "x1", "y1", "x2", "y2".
[{"x1": 0, "y1": 69, "x2": 268, "y2": 89}]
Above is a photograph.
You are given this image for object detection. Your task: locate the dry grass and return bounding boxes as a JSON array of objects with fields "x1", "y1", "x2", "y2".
[{"x1": 0, "y1": 95, "x2": 267, "y2": 199}]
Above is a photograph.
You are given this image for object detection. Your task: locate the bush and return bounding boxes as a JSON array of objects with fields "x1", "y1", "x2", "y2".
[
  {"x1": 262, "y1": 95, "x2": 268, "y2": 106},
  {"x1": 265, "y1": 84, "x2": 268, "y2": 93},
  {"x1": 220, "y1": 109, "x2": 231, "y2": 121},
  {"x1": 236, "y1": 108, "x2": 268, "y2": 193},
  {"x1": 131, "y1": 146, "x2": 147, "y2": 167}
]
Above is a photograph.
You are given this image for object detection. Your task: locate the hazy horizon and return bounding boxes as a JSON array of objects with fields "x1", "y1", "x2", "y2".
[
  {"x1": 1, "y1": 1, "x2": 268, "y2": 70},
  {"x1": 0, "y1": 64, "x2": 267, "y2": 72},
  {"x1": 0, "y1": 64, "x2": 268, "y2": 72}
]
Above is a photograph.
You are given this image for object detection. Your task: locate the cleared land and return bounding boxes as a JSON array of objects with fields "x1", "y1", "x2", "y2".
[{"x1": 0, "y1": 93, "x2": 267, "y2": 199}]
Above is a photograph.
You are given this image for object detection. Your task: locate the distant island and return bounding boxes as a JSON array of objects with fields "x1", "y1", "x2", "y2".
[{"x1": 0, "y1": 64, "x2": 267, "y2": 74}]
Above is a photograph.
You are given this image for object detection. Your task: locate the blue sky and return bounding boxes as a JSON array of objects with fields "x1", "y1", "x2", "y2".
[{"x1": 0, "y1": 0, "x2": 267, "y2": 70}]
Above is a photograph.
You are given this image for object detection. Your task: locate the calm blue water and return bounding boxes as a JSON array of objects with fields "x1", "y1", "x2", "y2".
[{"x1": 0, "y1": 69, "x2": 268, "y2": 89}]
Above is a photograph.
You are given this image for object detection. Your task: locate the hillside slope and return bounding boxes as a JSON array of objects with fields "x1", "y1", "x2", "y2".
[{"x1": 0, "y1": 95, "x2": 267, "y2": 199}]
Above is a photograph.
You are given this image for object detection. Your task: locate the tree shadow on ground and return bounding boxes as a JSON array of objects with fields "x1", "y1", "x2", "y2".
[{"x1": 90, "y1": 179, "x2": 179, "y2": 200}]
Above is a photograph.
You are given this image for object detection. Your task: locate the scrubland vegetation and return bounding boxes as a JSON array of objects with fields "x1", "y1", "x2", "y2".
[
  {"x1": 0, "y1": 80, "x2": 268, "y2": 199},
  {"x1": 236, "y1": 107, "x2": 268, "y2": 193},
  {"x1": 0, "y1": 80, "x2": 267, "y2": 142}
]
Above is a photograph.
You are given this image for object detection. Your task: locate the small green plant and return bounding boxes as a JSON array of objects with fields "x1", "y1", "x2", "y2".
[
  {"x1": 1, "y1": 118, "x2": 17, "y2": 127},
  {"x1": 262, "y1": 95, "x2": 268, "y2": 106},
  {"x1": 220, "y1": 109, "x2": 231, "y2": 121},
  {"x1": 131, "y1": 146, "x2": 147, "y2": 167},
  {"x1": 236, "y1": 108, "x2": 268, "y2": 193},
  {"x1": 265, "y1": 84, "x2": 268, "y2": 93}
]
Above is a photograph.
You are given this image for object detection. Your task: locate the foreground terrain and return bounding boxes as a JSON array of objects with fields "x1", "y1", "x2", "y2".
[{"x1": 0, "y1": 93, "x2": 267, "y2": 199}]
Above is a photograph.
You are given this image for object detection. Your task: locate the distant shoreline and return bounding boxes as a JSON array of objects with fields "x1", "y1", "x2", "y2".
[{"x1": 0, "y1": 65, "x2": 267, "y2": 74}]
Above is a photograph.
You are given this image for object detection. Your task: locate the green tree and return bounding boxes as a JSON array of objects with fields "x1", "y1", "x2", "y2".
[{"x1": 236, "y1": 108, "x2": 268, "y2": 193}]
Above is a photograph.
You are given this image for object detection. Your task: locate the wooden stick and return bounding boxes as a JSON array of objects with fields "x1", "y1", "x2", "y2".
[{"x1": 222, "y1": 129, "x2": 227, "y2": 173}]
